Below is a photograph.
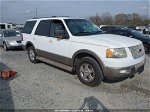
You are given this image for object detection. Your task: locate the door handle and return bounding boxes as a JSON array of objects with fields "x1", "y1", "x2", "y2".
[{"x1": 33, "y1": 38, "x2": 35, "y2": 40}]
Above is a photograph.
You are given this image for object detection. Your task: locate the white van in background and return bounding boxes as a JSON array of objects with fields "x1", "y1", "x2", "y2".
[{"x1": 0, "y1": 23, "x2": 13, "y2": 29}]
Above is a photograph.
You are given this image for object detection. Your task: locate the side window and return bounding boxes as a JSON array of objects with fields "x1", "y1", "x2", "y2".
[
  {"x1": 119, "y1": 31, "x2": 129, "y2": 36},
  {"x1": 35, "y1": 20, "x2": 51, "y2": 36},
  {"x1": 0, "y1": 24, "x2": 6, "y2": 29},
  {"x1": 109, "y1": 30, "x2": 117, "y2": 34},
  {"x1": 50, "y1": 20, "x2": 66, "y2": 37},
  {"x1": 101, "y1": 27, "x2": 108, "y2": 31},
  {"x1": 113, "y1": 30, "x2": 121, "y2": 35},
  {"x1": 23, "y1": 21, "x2": 36, "y2": 34},
  {"x1": 7, "y1": 25, "x2": 11, "y2": 29},
  {"x1": 107, "y1": 27, "x2": 113, "y2": 31}
]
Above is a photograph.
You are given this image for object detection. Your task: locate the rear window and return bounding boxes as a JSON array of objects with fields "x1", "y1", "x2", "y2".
[
  {"x1": 3, "y1": 30, "x2": 20, "y2": 37},
  {"x1": 23, "y1": 21, "x2": 36, "y2": 34}
]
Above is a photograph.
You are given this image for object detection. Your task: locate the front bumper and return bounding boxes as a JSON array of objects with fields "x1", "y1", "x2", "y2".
[
  {"x1": 22, "y1": 45, "x2": 26, "y2": 50},
  {"x1": 9, "y1": 46, "x2": 23, "y2": 49},
  {"x1": 104, "y1": 59, "x2": 145, "y2": 80},
  {"x1": 7, "y1": 42, "x2": 23, "y2": 49},
  {"x1": 8, "y1": 41, "x2": 22, "y2": 47}
]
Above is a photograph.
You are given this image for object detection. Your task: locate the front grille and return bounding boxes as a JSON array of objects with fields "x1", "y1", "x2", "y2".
[{"x1": 129, "y1": 44, "x2": 144, "y2": 59}]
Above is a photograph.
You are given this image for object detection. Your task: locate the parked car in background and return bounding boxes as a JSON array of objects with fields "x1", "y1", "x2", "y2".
[
  {"x1": 22, "y1": 17, "x2": 145, "y2": 86},
  {"x1": 143, "y1": 24, "x2": 150, "y2": 35},
  {"x1": 100, "y1": 25, "x2": 144, "y2": 34},
  {"x1": 0, "y1": 29, "x2": 23, "y2": 51},
  {"x1": 105, "y1": 28, "x2": 150, "y2": 54},
  {"x1": 100, "y1": 25, "x2": 125, "y2": 32},
  {"x1": 0, "y1": 23, "x2": 13, "y2": 29}
]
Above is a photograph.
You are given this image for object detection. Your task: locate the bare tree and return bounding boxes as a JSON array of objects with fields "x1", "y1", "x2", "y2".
[
  {"x1": 101, "y1": 12, "x2": 113, "y2": 25},
  {"x1": 89, "y1": 12, "x2": 149, "y2": 26},
  {"x1": 89, "y1": 13, "x2": 102, "y2": 26}
]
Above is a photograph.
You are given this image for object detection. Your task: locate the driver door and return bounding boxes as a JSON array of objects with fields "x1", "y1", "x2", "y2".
[{"x1": 47, "y1": 20, "x2": 71, "y2": 65}]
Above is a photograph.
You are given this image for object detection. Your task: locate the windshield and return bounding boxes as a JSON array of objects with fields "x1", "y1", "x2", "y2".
[
  {"x1": 65, "y1": 19, "x2": 102, "y2": 36},
  {"x1": 3, "y1": 30, "x2": 20, "y2": 37}
]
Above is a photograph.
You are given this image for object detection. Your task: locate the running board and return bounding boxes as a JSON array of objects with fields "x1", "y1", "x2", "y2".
[{"x1": 37, "y1": 57, "x2": 74, "y2": 72}]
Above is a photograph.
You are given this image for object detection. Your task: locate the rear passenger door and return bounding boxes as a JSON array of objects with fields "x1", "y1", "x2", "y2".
[{"x1": 33, "y1": 20, "x2": 51, "y2": 51}]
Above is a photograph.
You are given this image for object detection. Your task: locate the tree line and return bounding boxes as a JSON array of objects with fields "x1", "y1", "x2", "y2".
[{"x1": 89, "y1": 12, "x2": 150, "y2": 26}]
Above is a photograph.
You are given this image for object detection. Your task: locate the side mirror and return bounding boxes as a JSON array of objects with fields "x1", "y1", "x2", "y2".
[
  {"x1": 0, "y1": 34, "x2": 2, "y2": 37},
  {"x1": 55, "y1": 29, "x2": 68, "y2": 39},
  {"x1": 129, "y1": 35, "x2": 133, "y2": 38}
]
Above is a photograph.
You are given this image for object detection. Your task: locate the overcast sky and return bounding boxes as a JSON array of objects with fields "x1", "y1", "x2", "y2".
[{"x1": 0, "y1": 0, "x2": 149, "y2": 24}]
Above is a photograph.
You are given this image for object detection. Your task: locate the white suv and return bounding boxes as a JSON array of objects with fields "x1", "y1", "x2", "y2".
[{"x1": 22, "y1": 17, "x2": 146, "y2": 86}]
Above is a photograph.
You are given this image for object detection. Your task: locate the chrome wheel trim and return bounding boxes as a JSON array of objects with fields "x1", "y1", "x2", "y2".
[
  {"x1": 29, "y1": 49, "x2": 35, "y2": 61},
  {"x1": 144, "y1": 45, "x2": 149, "y2": 54},
  {"x1": 3, "y1": 43, "x2": 7, "y2": 50},
  {"x1": 79, "y1": 63, "x2": 95, "y2": 82}
]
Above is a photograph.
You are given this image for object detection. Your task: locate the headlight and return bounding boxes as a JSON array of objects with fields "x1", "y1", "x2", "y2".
[
  {"x1": 106, "y1": 48, "x2": 127, "y2": 58},
  {"x1": 9, "y1": 41, "x2": 15, "y2": 45}
]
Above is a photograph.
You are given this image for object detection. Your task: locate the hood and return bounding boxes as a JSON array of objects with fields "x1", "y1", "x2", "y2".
[
  {"x1": 72, "y1": 34, "x2": 142, "y2": 48},
  {"x1": 4, "y1": 36, "x2": 22, "y2": 42}
]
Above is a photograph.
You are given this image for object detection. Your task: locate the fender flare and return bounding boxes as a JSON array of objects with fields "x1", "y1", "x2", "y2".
[
  {"x1": 72, "y1": 49, "x2": 105, "y2": 73},
  {"x1": 25, "y1": 41, "x2": 35, "y2": 50}
]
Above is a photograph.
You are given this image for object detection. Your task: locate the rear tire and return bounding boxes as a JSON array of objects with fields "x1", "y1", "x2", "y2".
[
  {"x1": 144, "y1": 44, "x2": 150, "y2": 54},
  {"x1": 76, "y1": 57, "x2": 103, "y2": 87},
  {"x1": 3, "y1": 42, "x2": 9, "y2": 51},
  {"x1": 27, "y1": 46, "x2": 39, "y2": 63}
]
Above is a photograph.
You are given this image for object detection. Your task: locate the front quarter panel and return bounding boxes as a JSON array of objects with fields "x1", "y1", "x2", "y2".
[{"x1": 70, "y1": 40, "x2": 107, "y2": 66}]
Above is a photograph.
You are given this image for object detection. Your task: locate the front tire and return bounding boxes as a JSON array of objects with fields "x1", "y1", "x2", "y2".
[
  {"x1": 3, "y1": 42, "x2": 9, "y2": 51},
  {"x1": 144, "y1": 44, "x2": 150, "y2": 54},
  {"x1": 27, "y1": 46, "x2": 38, "y2": 63},
  {"x1": 76, "y1": 57, "x2": 103, "y2": 87}
]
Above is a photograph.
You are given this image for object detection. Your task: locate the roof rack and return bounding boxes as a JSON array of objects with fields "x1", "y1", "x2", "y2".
[
  {"x1": 32, "y1": 17, "x2": 50, "y2": 19},
  {"x1": 32, "y1": 16, "x2": 70, "y2": 19},
  {"x1": 51, "y1": 16, "x2": 70, "y2": 17}
]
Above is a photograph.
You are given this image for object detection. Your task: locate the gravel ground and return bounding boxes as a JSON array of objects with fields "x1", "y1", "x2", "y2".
[{"x1": 0, "y1": 47, "x2": 150, "y2": 111}]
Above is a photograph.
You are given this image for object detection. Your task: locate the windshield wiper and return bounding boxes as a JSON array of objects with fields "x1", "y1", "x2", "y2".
[
  {"x1": 74, "y1": 31, "x2": 103, "y2": 36},
  {"x1": 74, "y1": 31, "x2": 91, "y2": 36},
  {"x1": 92, "y1": 31, "x2": 103, "y2": 34}
]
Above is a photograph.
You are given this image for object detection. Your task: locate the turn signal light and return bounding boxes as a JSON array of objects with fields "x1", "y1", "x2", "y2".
[{"x1": 106, "y1": 49, "x2": 113, "y2": 58}]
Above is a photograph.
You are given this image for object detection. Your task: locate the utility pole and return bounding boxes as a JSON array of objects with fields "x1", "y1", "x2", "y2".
[{"x1": 36, "y1": 9, "x2": 37, "y2": 18}]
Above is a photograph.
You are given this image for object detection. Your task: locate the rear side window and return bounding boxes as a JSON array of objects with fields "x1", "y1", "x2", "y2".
[
  {"x1": 35, "y1": 20, "x2": 51, "y2": 36},
  {"x1": 23, "y1": 21, "x2": 36, "y2": 34}
]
